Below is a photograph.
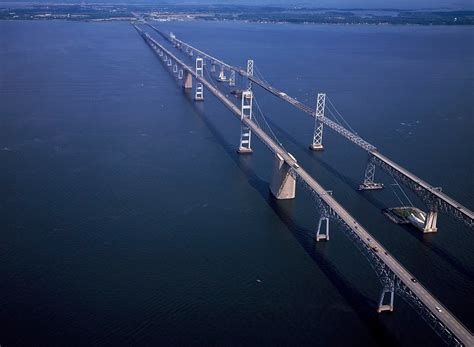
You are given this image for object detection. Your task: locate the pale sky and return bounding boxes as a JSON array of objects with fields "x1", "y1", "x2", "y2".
[{"x1": 1, "y1": 0, "x2": 472, "y2": 10}]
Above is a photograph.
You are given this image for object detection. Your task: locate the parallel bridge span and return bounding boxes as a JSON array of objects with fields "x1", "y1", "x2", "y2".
[
  {"x1": 134, "y1": 24, "x2": 473, "y2": 346},
  {"x1": 147, "y1": 23, "x2": 474, "y2": 231}
]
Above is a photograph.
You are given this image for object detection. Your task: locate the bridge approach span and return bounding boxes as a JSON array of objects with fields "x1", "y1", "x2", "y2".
[
  {"x1": 148, "y1": 24, "x2": 473, "y2": 229},
  {"x1": 135, "y1": 24, "x2": 473, "y2": 346}
]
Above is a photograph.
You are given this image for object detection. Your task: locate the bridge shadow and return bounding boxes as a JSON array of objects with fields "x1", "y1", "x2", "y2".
[
  {"x1": 181, "y1": 89, "x2": 399, "y2": 346},
  {"x1": 399, "y1": 222, "x2": 474, "y2": 279},
  {"x1": 266, "y1": 118, "x2": 389, "y2": 211},
  {"x1": 265, "y1": 118, "x2": 474, "y2": 284}
]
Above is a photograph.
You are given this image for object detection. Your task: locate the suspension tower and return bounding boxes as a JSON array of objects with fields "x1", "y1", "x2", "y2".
[
  {"x1": 237, "y1": 59, "x2": 255, "y2": 154},
  {"x1": 237, "y1": 90, "x2": 253, "y2": 154},
  {"x1": 359, "y1": 155, "x2": 384, "y2": 190},
  {"x1": 194, "y1": 58, "x2": 204, "y2": 101},
  {"x1": 309, "y1": 93, "x2": 326, "y2": 151}
]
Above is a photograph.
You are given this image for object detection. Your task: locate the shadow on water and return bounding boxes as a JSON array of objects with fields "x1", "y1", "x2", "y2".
[
  {"x1": 400, "y1": 222, "x2": 474, "y2": 279},
  {"x1": 182, "y1": 89, "x2": 398, "y2": 346},
  {"x1": 265, "y1": 113, "x2": 474, "y2": 286},
  {"x1": 266, "y1": 117, "x2": 390, "y2": 210}
]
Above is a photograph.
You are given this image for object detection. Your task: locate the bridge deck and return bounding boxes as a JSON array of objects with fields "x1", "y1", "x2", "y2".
[
  {"x1": 156, "y1": 25, "x2": 473, "y2": 227},
  {"x1": 136, "y1": 25, "x2": 473, "y2": 346},
  {"x1": 372, "y1": 151, "x2": 474, "y2": 219}
]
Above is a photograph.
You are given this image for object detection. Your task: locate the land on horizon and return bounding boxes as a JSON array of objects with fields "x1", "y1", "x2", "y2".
[{"x1": 1, "y1": 3, "x2": 474, "y2": 25}]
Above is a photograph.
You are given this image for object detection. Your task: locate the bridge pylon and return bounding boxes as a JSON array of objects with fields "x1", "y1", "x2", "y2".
[
  {"x1": 423, "y1": 211, "x2": 438, "y2": 233},
  {"x1": 270, "y1": 153, "x2": 296, "y2": 199},
  {"x1": 359, "y1": 155, "x2": 384, "y2": 191},
  {"x1": 195, "y1": 83, "x2": 204, "y2": 101},
  {"x1": 183, "y1": 71, "x2": 192, "y2": 89},
  {"x1": 377, "y1": 285, "x2": 395, "y2": 313},
  {"x1": 237, "y1": 90, "x2": 253, "y2": 154},
  {"x1": 178, "y1": 69, "x2": 183, "y2": 80},
  {"x1": 316, "y1": 216, "x2": 330, "y2": 241},
  {"x1": 195, "y1": 58, "x2": 204, "y2": 101},
  {"x1": 196, "y1": 58, "x2": 204, "y2": 78},
  {"x1": 247, "y1": 59, "x2": 254, "y2": 90},
  {"x1": 309, "y1": 93, "x2": 326, "y2": 151},
  {"x1": 229, "y1": 70, "x2": 236, "y2": 87}
]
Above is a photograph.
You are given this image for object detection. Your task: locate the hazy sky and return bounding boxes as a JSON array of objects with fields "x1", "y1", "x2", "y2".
[
  {"x1": 1, "y1": 0, "x2": 472, "y2": 9},
  {"x1": 197, "y1": 0, "x2": 473, "y2": 9}
]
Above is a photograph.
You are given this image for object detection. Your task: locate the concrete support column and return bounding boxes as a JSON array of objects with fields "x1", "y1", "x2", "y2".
[
  {"x1": 270, "y1": 153, "x2": 296, "y2": 200},
  {"x1": 377, "y1": 287, "x2": 395, "y2": 313},
  {"x1": 423, "y1": 211, "x2": 438, "y2": 233},
  {"x1": 183, "y1": 71, "x2": 193, "y2": 89},
  {"x1": 316, "y1": 216, "x2": 330, "y2": 242},
  {"x1": 195, "y1": 83, "x2": 204, "y2": 101}
]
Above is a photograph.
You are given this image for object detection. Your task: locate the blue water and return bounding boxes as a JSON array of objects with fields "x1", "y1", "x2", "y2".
[{"x1": 0, "y1": 20, "x2": 472, "y2": 346}]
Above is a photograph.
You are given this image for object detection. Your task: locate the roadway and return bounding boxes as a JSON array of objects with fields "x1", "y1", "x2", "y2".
[
  {"x1": 153, "y1": 24, "x2": 473, "y2": 228},
  {"x1": 135, "y1": 25, "x2": 473, "y2": 346}
]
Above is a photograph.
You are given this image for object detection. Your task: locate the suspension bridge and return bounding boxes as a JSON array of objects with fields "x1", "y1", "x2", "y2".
[
  {"x1": 149, "y1": 23, "x2": 473, "y2": 234},
  {"x1": 132, "y1": 24, "x2": 473, "y2": 346}
]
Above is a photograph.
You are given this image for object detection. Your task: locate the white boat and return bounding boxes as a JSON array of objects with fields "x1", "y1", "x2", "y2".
[{"x1": 217, "y1": 70, "x2": 227, "y2": 82}]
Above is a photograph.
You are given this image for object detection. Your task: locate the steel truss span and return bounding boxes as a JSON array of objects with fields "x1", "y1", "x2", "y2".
[{"x1": 134, "y1": 24, "x2": 473, "y2": 346}]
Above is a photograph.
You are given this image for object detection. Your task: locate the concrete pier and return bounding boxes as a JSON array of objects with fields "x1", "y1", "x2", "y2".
[
  {"x1": 270, "y1": 153, "x2": 296, "y2": 199},
  {"x1": 377, "y1": 288, "x2": 394, "y2": 313},
  {"x1": 183, "y1": 71, "x2": 192, "y2": 89},
  {"x1": 423, "y1": 211, "x2": 438, "y2": 233},
  {"x1": 316, "y1": 217, "x2": 329, "y2": 241},
  {"x1": 309, "y1": 143, "x2": 324, "y2": 151},
  {"x1": 237, "y1": 147, "x2": 253, "y2": 154}
]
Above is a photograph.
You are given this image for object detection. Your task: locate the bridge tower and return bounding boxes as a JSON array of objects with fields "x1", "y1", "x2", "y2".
[
  {"x1": 359, "y1": 155, "x2": 384, "y2": 190},
  {"x1": 247, "y1": 59, "x2": 254, "y2": 90},
  {"x1": 195, "y1": 58, "x2": 204, "y2": 101},
  {"x1": 178, "y1": 68, "x2": 183, "y2": 80},
  {"x1": 309, "y1": 93, "x2": 326, "y2": 151},
  {"x1": 237, "y1": 90, "x2": 253, "y2": 154},
  {"x1": 229, "y1": 70, "x2": 236, "y2": 87}
]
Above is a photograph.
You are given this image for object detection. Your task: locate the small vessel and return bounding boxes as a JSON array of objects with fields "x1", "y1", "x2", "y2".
[
  {"x1": 358, "y1": 182, "x2": 384, "y2": 190},
  {"x1": 217, "y1": 69, "x2": 227, "y2": 82}
]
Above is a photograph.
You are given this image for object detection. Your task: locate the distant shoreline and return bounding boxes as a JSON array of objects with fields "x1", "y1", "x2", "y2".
[{"x1": 1, "y1": 4, "x2": 473, "y2": 25}]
